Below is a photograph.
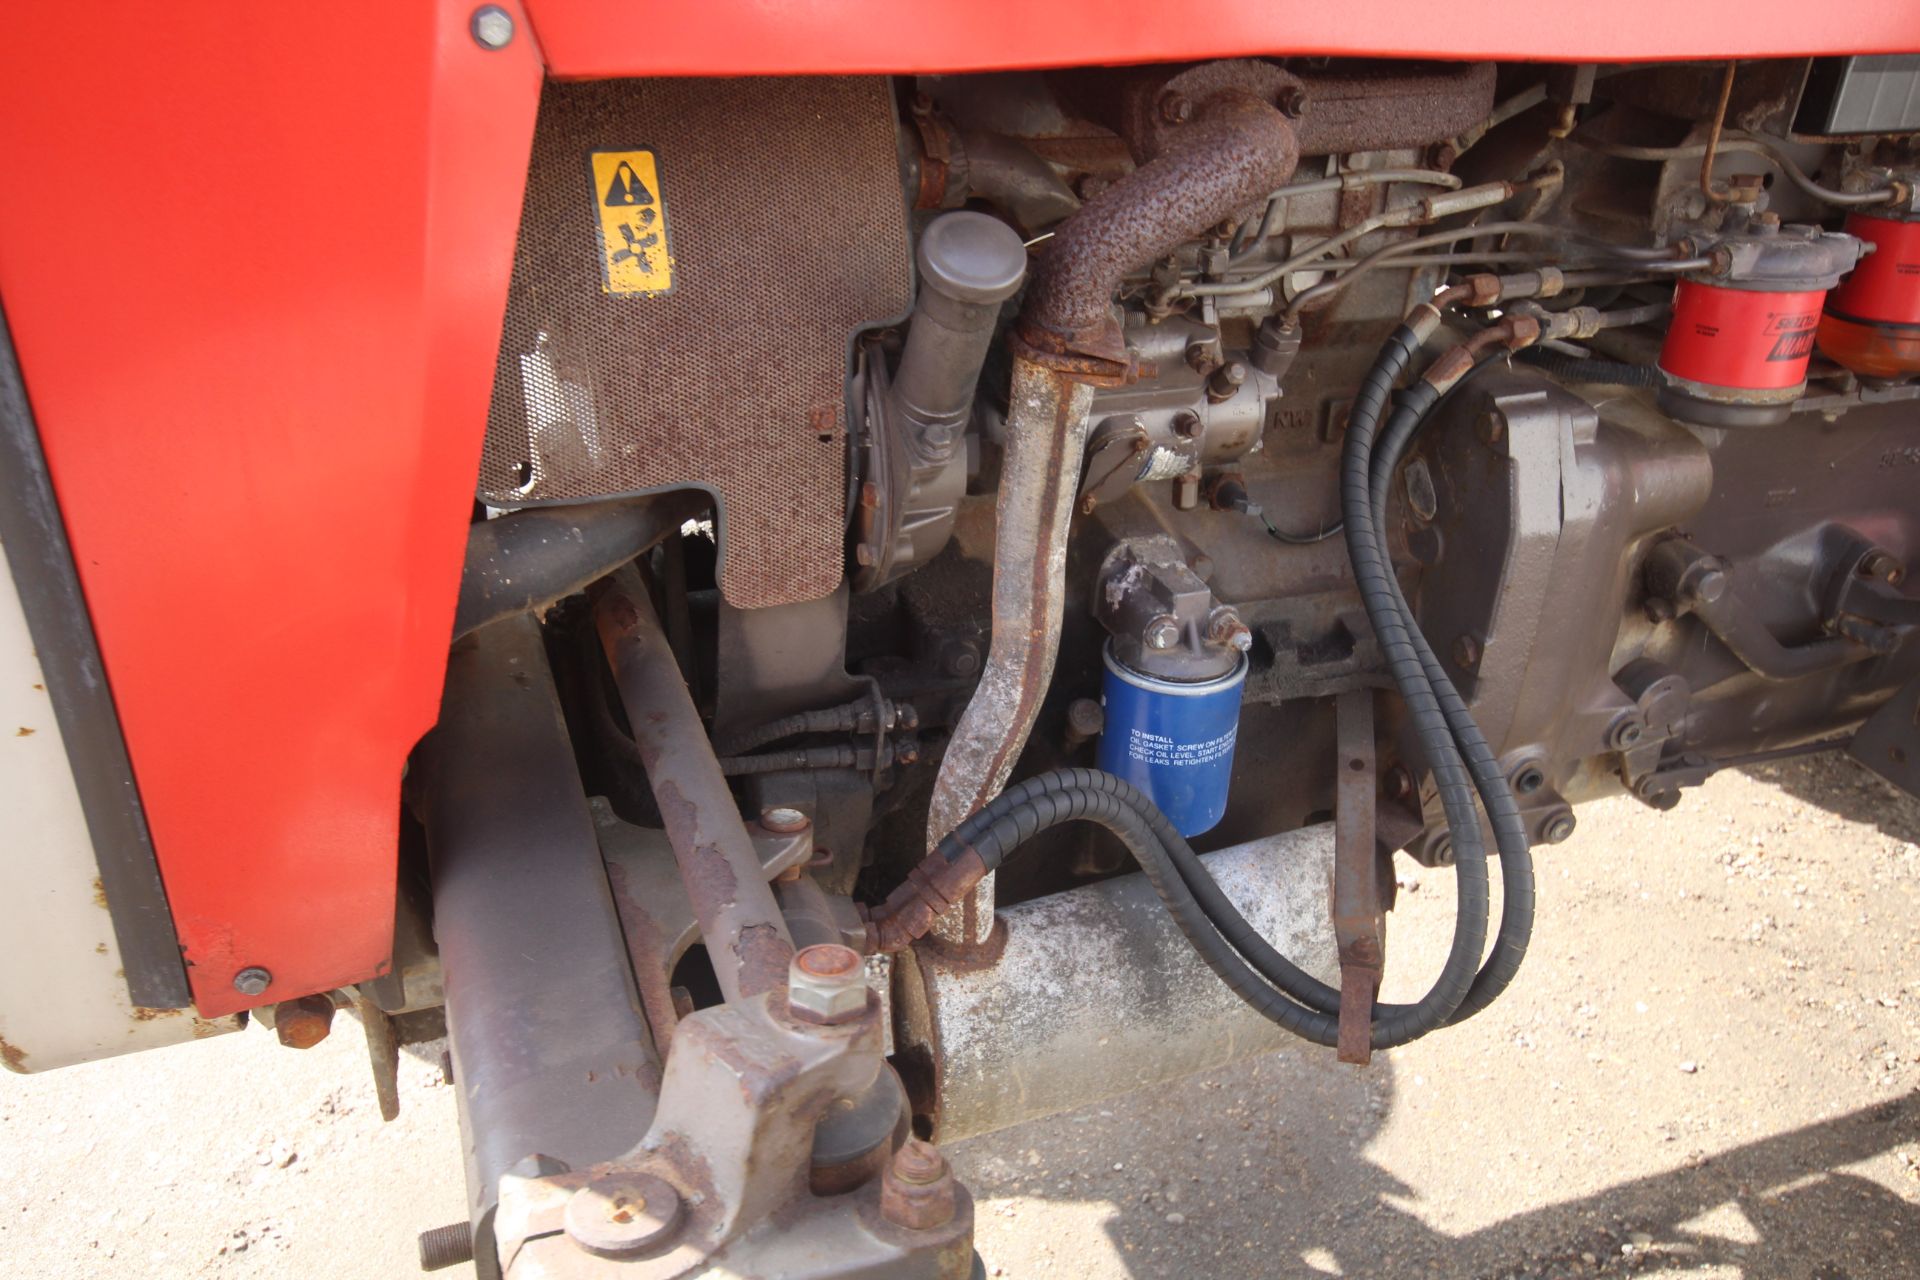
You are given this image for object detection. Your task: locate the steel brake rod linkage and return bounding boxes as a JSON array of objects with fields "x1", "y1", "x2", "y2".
[{"x1": 593, "y1": 568, "x2": 795, "y2": 1002}]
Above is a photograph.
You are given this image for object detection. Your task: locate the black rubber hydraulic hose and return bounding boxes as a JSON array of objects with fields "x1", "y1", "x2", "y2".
[
  {"x1": 1336, "y1": 319, "x2": 1493, "y2": 1033},
  {"x1": 1367, "y1": 368, "x2": 1536, "y2": 1026},
  {"x1": 930, "y1": 770, "x2": 1345, "y2": 1047}
]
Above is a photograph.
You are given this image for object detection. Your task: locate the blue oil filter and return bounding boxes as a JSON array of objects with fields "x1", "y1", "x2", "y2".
[{"x1": 1097, "y1": 642, "x2": 1248, "y2": 836}]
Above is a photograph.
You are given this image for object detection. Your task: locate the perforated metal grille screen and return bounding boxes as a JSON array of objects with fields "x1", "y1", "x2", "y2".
[{"x1": 480, "y1": 78, "x2": 913, "y2": 608}]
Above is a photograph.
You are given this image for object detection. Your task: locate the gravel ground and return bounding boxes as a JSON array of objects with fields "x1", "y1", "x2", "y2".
[{"x1": 4, "y1": 752, "x2": 1919, "y2": 1278}]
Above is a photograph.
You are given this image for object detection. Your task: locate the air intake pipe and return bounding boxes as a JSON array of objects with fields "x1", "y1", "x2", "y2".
[
  {"x1": 854, "y1": 211, "x2": 1028, "y2": 588},
  {"x1": 923, "y1": 82, "x2": 1301, "y2": 946}
]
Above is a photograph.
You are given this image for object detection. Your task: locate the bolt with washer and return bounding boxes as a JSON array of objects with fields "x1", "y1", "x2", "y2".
[
  {"x1": 787, "y1": 944, "x2": 869, "y2": 1026},
  {"x1": 232, "y1": 966, "x2": 273, "y2": 997},
  {"x1": 470, "y1": 5, "x2": 515, "y2": 49},
  {"x1": 1145, "y1": 616, "x2": 1182, "y2": 651}
]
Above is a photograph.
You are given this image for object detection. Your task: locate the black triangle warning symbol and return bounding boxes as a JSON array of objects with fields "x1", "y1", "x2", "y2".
[{"x1": 604, "y1": 161, "x2": 656, "y2": 207}]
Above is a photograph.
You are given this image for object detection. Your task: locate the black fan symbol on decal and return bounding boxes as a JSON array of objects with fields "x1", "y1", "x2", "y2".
[{"x1": 612, "y1": 210, "x2": 660, "y2": 273}]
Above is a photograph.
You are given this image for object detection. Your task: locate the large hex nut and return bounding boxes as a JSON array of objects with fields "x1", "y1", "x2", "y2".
[{"x1": 787, "y1": 944, "x2": 869, "y2": 1026}]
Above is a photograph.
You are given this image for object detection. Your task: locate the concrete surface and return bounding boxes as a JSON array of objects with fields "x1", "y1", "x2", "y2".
[{"x1": 3, "y1": 752, "x2": 1918, "y2": 1278}]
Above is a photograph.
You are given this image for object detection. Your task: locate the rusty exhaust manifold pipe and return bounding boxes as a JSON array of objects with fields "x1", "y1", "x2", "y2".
[{"x1": 921, "y1": 85, "x2": 1300, "y2": 947}]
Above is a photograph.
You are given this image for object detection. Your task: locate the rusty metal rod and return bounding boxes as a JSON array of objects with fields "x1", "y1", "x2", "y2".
[
  {"x1": 595, "y1": 568, "x2": 794, "y2": 1001},
  {"x1": 1699, "y1": 61, "x2": 1739, "y2": 205}
]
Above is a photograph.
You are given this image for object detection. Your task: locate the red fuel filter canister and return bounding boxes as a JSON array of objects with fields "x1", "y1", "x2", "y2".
[
  {"x1": 1657, "y1": 220, "x2": 1865, "y2": 427},
  {"x1": 1818, "y1": 210, "x2": 1920, "y2": 380}
]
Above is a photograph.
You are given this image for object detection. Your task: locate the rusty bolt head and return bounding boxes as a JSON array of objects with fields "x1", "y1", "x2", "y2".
[
  {"x1": 564, "y1": 1172, "x2": 683, "y2": 1258},
  {"x1": 881, "y1": 1139, "x2": 957, "y2": 1230},
  {"x1": 1145, "y1": 616, "x2": 1182, "y2": 651},
  {"x1": 1172, "y1": 410, "x2": 1204, "y2": 440},
  {"x1": 1452, "y1": 634, "x2": 1482, "y2": 670},
  {"x1": 232, "y1": 966, "x2": 273, "y2": 997},
  {"x1": 1277, "y1": 85, "x2": 1308, "y2": 119},
  {"x1": 760, "y1": 806, "x2": 810, "y2": 835},
  {"x1": 787, "y1": 944, "x2": 869, "y2": 1026},
  {"x1": 1385, "y1": 766, "x2": 1414, "y2": 802},
  {"x1": 1157, "y1": 92, "x2": 1194, "y2": 125},
  {"x1": 273, "y1": 994, "x2": 336, "y2": 1050},
  {"x1": 1208, "y1": 609, "x2": 1253, "y2": 653}
]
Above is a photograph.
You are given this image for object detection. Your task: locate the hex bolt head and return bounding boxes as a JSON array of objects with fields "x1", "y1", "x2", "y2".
[
  {"x1": 274, "y1": 994, "x2": 337, "y2": 1050},
  {"x1": 1171, "y1": 410, "x2": 1204, "y2": 440},
  {"x1": 469, "y1": 5, "x2": 515, "y2": 49},
  {"x1": 1158, "y1": 92, "x2": 1194, "y2": 125},
  {"x1": 787, "y1": 944, "x2": 869, "y2": 1026},
  {"x1": 1145, "y1": 616, "x2": 1182, "y2": 651},
  {"x1": 564, "y1": 1173, "x2": 683, "y2": 1258},
  {"x1": 881, "y1": 1138, "x2": 957, "y2": 1230},
  {"x1": 232, "y1": 966, "x2": 273, "y2": 997},
  {"x1": 1452, "y1": 634, "x2": 1482, "y2": 670},
  {"x1": 760, "y1": 806, "x2": 811, "y2": 835},
  {"x1": 1277, "y1": 85, "x2": 1309, "y2": 118},
  {"x1": 1543, "y1": 811, "x2": 1577, "y2": 844},
  {"x1": 1207, "y1": 360, "x2": 1248, "y2": 403}
]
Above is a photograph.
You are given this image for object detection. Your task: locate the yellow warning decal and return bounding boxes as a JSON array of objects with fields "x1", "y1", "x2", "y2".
[{"x1": 590, "y1": 149, "x2": 673, "y2": 296}]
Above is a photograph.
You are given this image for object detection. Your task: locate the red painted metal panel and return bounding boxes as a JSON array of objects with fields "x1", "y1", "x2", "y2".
[
  {"x1": 1, "y1": 0, "x2": 1917, "y2": 1024},
  {"x1": 0, "y1": 4, "x2": 543, "y2": 1014},
  {"x1": 523, "y1": 0, "x2": 1920, "y2": 78}
]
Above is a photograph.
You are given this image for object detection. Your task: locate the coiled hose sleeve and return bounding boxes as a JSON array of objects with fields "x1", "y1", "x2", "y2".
[
  {"x1": 1336, "y1": 326, "x2": 1492, "y2": 1037},
  {"x1": 1367, "y1": 370, "x2": 1536, "y2": 1027},
  {"x1": 1516, "y1": 348, "x2": 1665, "y2": 387}
]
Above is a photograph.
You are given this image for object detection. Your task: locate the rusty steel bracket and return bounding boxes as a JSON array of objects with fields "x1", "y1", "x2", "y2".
[
  {"x1": 494, "y1": 989, "x2": 974, "y2": 1279},
  {"x1": 1332, "y1": 688, "x2": 1383, "y2": 1066}
]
